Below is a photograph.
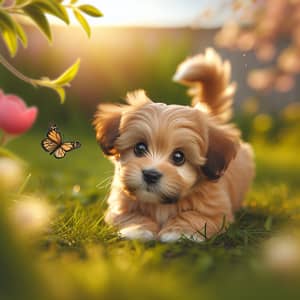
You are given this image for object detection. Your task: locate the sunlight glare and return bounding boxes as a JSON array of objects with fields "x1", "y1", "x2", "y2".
[{"x1": 49, "y1": 0, "x2": 258, "y2": 28}]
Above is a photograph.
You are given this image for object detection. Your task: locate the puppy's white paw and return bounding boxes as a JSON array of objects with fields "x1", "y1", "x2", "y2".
[
  {"x1": 120, "y1": 227, "x2": 155, "y2": 241},
  {"x1": 184, "y1": 234, "x2": 204, "y2": 243},
  {"x1": 160, "y1": 231, "x2": 204, "y2": 243},
  {"x1": 159, "y1": 232, "x2": 182, "y2": 243}
]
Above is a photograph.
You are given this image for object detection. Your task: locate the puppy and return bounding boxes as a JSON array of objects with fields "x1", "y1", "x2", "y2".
[{"x1": 94, "y1": 48, "x2": 255, "y2": 242}]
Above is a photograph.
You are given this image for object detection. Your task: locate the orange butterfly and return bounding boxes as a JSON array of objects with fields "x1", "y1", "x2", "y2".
[{"x1": 41, "y1": 124, "x2": 81, "y2": 159}]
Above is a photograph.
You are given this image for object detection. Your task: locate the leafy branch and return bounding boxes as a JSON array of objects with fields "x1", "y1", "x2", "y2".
[{"x1": 0, "y1": 0, "x2": 103, "y2": 103}]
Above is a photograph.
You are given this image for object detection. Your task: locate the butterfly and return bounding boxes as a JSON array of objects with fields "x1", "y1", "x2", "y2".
[{"x1": 41, "y1": 124, "x2": 81, "y2": 159}]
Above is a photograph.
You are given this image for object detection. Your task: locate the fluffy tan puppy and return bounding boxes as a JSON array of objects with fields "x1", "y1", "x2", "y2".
[{"x1": 94, "y1": 48, "x2": 255, "y2": 242}]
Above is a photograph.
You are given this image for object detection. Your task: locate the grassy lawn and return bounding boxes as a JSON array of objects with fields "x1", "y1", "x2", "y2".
[{"x1": 2, "y1": 124, "x2": 300, "y2": 300}]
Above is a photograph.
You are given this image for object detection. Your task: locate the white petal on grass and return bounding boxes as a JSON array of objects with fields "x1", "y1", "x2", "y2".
[
  {"x1": 0, "y1": 158, "x2": 23, "y2": 190},
  {"x1": 263, "y1": 235, "x2": 300, "y2": 274},
  {"x1": 11, "y1": 196, "x2": 54, "y2": 235}
]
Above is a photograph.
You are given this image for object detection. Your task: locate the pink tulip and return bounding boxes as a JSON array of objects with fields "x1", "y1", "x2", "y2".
[{"x1": 0, "y1": 90, "x2": 37, "y2": 135}]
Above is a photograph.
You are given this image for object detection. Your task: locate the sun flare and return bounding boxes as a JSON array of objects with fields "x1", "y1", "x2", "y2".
[{"x1": 49, "y1": 0, "x2": 256, "y2": 28}]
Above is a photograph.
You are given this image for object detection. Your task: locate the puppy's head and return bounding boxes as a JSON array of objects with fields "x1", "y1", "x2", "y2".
[{"x1": 94, "y1": 90, "x2": 239, "y2": 204}]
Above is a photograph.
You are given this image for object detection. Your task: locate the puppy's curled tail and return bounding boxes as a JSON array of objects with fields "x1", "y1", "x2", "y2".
[{"x1": 173, "y1": 48, "x2": 236, "y2": 123}]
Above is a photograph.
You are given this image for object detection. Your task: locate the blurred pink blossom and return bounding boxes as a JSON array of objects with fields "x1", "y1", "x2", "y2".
[
  {"x1": 215, "y1": 0, "x2": 300, "y2": 93},
  {"x1": 0, "y1": 90, "x2": 37, "y2": 135}
]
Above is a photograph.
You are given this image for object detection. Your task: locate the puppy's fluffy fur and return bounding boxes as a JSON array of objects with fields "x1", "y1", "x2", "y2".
[{"x1": 94, "y1": 48, "x2": 255, "y2": 242}]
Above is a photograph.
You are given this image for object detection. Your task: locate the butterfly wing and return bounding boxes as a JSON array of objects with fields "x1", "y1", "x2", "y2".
[
  {"x1": 53, "y1": 141, "x2": 81, "y2": 159},
  {"x1": 61, "y1": 141, "x2": 81, "y2": 152},
  {"x1": 41, "y1": 125, "x2": 63, "y2": 155},
  {"x1": 47, "y1": 125, "x2": 62, "y2": 145},
  {"x1": 41, "y1": 138, "x2": 59, "y2": 153},
  {"x1": 53, "y1": 147, "x2": 67, "y2": 159},
  {"x1": 42, "y1": 124, "x2": 81, "y2": 159}
]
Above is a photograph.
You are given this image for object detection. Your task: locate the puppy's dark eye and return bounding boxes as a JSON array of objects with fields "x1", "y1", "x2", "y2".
[
  {"x1": 172, "y1": 150, "x2": 185, "y2": 166},
  {"x1": 134, "y1": 142, "x2": 148, "y2": 157}
]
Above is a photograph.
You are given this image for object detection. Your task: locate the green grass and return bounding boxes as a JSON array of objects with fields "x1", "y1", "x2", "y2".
[{"x1": 2, "y1": 126, "x2": 300, "y2": 300}]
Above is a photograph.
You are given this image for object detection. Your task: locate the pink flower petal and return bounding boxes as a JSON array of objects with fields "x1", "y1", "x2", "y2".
[
  {"x1": 0, "y1": 104, "x2": 22, "y2": 134},
  {"x1": 21, "y1": 107, "x2": 38, "y2": 131},
  {"x1": 0, "y1": 93, "x2": 38, "y2": 135},
  {"x1": 5, "y1": 94, "x2": 27, "y2": 110}
]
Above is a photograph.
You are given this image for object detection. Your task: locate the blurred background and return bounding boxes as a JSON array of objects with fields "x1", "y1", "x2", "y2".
[
  {"x1": 0, "y1": 0, "x2": 297, "y2": 125},
  {"x1": 1, "y1": 0, "x2": 299, "y2": 143},
  {"x1": 1, "y1": 1, "x2": 300, "y2": 300}
]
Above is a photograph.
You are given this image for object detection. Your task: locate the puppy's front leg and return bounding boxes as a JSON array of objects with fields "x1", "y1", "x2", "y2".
[
  {"x1": 158, "y1": 211, "x2": 232, "y2": 243},
  {"x1": 106, "y1": 211, "x2": 159, "y2": 241}
]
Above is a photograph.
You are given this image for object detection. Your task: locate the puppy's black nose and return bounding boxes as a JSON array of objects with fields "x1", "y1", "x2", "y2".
[{"x1": 142, "y1": 169, "x2": 162, "y2": 184}]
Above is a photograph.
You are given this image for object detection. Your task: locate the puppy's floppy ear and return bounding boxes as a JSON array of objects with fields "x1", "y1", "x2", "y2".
[
  {"x1": 202, "y1": 124, "x2": 240, "y2": 180},
  {"x1": 93, "y1": 104, "x2": 123, "y2": 156}
]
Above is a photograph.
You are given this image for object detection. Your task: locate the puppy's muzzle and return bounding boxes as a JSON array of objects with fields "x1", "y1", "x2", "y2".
[{"x1": 142, "y1": 169, "x2": 162, "y2": 185}]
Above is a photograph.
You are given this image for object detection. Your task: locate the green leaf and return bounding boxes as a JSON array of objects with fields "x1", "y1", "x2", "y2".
[
  {"x1": 14, "y1": 22, "x2": 28, "y2": 47},
  {"x1": 23, "y1": 4, "x2": 52, "y2": 41},
  {"x1": 1, "y1": 28, "x2": 18, "y2": 57},
  {"x1": 0, "y1": 10, "x2": 17, "y2": 31},
  {"x1": 78, "y1": 4, "x2": 103, "y2": 17},
  {"x1": 56, "y1": 5, "x2": 69, "y2": 24},
  {"x1": 53, "y1": 86, "x2": 65, "y2": 104},
  {"x1": 52, "y1": 59, "x2": 80, "y2": 86},
  {"x1": 73, "y1": 8, "x2": 90, "y2": 37},
  {"x1": 0, "y1": 11, "x2": 18, "y2": 56},
  {"x1": 36, "y1": 59, "x2": 80, "y2": 103},
  {"x1": 32, "y1": 0, "x2": 70, "y2": 24}
]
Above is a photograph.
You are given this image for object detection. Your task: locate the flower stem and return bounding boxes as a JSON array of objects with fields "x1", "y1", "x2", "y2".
[
  {"x1": 0, "y1": 133, "x2": 7, "y2": 146},
  {"x1": 0, "y1": 53, "x2": 38, "y2": 87},
  {"x1": 0, "y1": 132, "x2": 15, "y2": 147},
  {"x1": 0, "y1": 146, "x2": 26, "y2": 165}
]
